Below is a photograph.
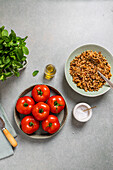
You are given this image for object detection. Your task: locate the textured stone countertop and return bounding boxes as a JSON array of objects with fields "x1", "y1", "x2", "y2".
[{"x1": 0, "y1": 0, "x2": 113, "y2": 170}]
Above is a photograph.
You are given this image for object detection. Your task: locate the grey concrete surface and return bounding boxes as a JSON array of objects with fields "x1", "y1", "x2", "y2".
[{"x1": 0, "y1": 0, "x2": 113, "y2": 170}]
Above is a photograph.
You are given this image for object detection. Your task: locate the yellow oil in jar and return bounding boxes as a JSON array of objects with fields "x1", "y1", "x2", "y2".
[{"x1": 44, "y1": 64, "x2": 56, "y2": 79}]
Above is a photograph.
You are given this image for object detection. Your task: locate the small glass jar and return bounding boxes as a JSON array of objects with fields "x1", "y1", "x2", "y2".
[{"x1": 44, "y1": 64, "x2": 56, "y2": 79}]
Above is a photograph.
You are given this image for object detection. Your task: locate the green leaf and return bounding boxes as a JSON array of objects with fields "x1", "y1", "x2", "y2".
[
  {"x1": 4, "y1": 63, "x2": 11, "y2": 69},
  {"x1": 2, "y1": 30, "x2": 8, "y2": 37},
  {"x1": 0, "y1": 64, "x2": 5, "y2": 68},
  {"x1": 0, "y1": 44, "x2": 3, "y2": 49},
  {"x1": 0, "y1": 59, "x2": 2, "y2": 64},
  {"x1": 2, "y1": 56, "x2": 5, "y2": 64},
  {"x1": 22, "y1": 46, "x2": 29, "y2": 55},
  {"x1": 21, "y1": 42, "x2": 26, "y2": 46},
  {"x1": 14, "y1": 71, "x2": 20, "y2": 77},
  {"x1": 22, "y1": 36, "x2": 28, "y2": 42},
  {"x1": 16, "y1": 36, "x2": 22, "y2": 41},
  {"x1": 13, "y1": 43, "x2": 18, "y2": 47},
  {"x1": 0, "y1": 39, "x2": 3, "y2": 43},
  {"x1": 16, "y1": 48, "x2": 23, "y2": 61},
  {"x1": 5, "y1": 56, "x2": 10, "y2": 65},
  {"x1": 10, "y1": 55, "x2": 16, "y2": 60},
  {"x1": 32, "y1": 70, "x2": 39, "y2": 77},
  {"x1": 0, "y1": 26, "x2": 5, "y2": 32},
  {"x1": 0, "y1": 74, "x2": 5, "y2": 81},
  {"x1": 12, "y1": 61, "x2": 23, "y2": 68},
  {"x1": 4, "y1": 72, "x2": 13, "y2": 77},
  {"x1": 2, "y1": 36, "x2": 9, "y2": 42},
  {"x1": 9, "y1": 29, "x2": 16, "y2": 40},
  {"x1": 0, "y1": 26, "x2": 5, "y2": 38},
  {"x1": 21, "y1": 56, "x2": 27, "y2": 61}
]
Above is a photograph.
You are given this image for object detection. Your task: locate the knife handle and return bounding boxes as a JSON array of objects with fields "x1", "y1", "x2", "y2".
[{"x1": 3, "y1": 128, "x2": 17, "y2": 147}]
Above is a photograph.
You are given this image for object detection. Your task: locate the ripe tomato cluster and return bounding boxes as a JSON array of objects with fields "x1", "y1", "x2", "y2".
[{"x1": 16, "y1": 85, "x2": 65, "y2": 135}]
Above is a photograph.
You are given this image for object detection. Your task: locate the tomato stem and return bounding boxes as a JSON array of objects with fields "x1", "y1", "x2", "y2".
[
  {"x1": 46, "y1": 123, "x2": 52, "y2": 128},
  {"x1": 24, "y1": 103, "x2": 28, "y2": 107},
  {"x1": 37, "y1": 90, "x2": 43, "y2": 96},
  {"x1": 39, "y1": 108, "x2": 44, "y2": 113},
  {"x1": 29, "y1": 122, "x2": 34, "y2": 126},
  {"x1": 54, "y1": 101, "x2": 63, "y2": 106},
  {"x1": 49, "y1": 123, "x2": 52, "y2": 127},
  {"x1": 54, "y1": 101, "x2": 63, "y2": 111}
]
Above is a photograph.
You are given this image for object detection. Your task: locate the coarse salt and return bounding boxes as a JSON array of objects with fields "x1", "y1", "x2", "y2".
[{"x1": 75, "y1": 105, "x2": 89, "y2": 120}]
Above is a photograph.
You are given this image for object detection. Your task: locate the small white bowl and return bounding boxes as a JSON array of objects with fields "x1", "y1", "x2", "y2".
[{"x1": 73, "y1": 103, "x2": 92, "y2": 122}]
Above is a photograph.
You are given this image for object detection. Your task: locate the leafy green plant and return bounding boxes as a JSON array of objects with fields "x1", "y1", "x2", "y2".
[{"x1": 0, "y1": 26, "x2": 29, "y2": 81}]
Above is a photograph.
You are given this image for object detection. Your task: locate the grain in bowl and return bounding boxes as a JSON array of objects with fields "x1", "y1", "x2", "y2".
[{"x1": 69, "y1": 50, "x2": 112, "y2": 92}]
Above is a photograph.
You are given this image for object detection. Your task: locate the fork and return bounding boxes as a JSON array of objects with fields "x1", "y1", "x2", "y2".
[
  {"x1": 89, "y1": 57, "x2": 113, "y2": 89},
  {"x1": 98, "y1": 70, "x2": 113, "y2": 89}
]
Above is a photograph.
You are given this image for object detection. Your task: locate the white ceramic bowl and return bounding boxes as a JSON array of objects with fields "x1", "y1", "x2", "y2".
[{"x1": 73, "y1": 103, "x2": 92, "y2": 122}]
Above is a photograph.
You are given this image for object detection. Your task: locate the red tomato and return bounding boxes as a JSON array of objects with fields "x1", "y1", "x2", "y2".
[
  {"x1": 32, "y1": 102, "x2": 50, "y2": 121},
  {"x1": 42, "y1": 115, "x2": 60, "y2": 134},
  {"x1": 16, "y1": 96, "x2": 35, "y2": 115},
  {"x1": 32, "y1": 85, "x2": 50, "y2": 102},
  {"x1": 21, "y1": 116, "x2": 39, "y2": 134},
  {"x1": 47, "y1": 95, "x2": 65, "y2": 114}
]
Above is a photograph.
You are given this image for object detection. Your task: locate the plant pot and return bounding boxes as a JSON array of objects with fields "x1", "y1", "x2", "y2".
[
  {"x1": 3, "y1": 59, "x2": 28, "y2": 80},
  {"x1": 18, "y1": 59, "x2": 28, "y2": 71}
]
